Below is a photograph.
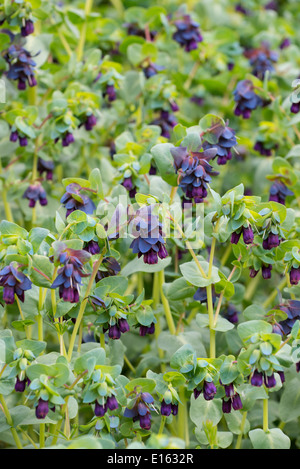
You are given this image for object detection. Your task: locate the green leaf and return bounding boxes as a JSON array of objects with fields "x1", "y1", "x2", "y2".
[
  {"x1": 237, "y1": 320, "x2": 272, "y2": 342},
  {"x1": 150, "y1": 143, "x2": 178, "y2": 186},
  {"x1": 249, "y1": 428, "x2": 290, "y2": 449},
  {"x1": 180, "y1": 258, "x2": 220, "y2": 287},
  {"x1": 125, "y1": 378, "x2": 156, "y2": 394},
  {"x1": 190, "y1": 395, "x2": 223, "y2": 429}
]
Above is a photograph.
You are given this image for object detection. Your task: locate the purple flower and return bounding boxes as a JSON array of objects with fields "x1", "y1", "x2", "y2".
[
  {"x1": 60, "y1": 183, "x2": 96, "y2": 218},
  {"x1": 203, "y1": 380, "x2": 217, "y2": 401},
  {"x1": 84, "y1": 114, "x2": 97, "y2": 131},
  {"x1": 264, "y1": 373, "x2": 276, "y2": 389},
  {"x1": 269, "y1": 180, "x2": 293, "y2": 205},
  {"x1": 202, "y1": 124, "x2": 237, "y2": 166},
  {"x1": 142, "y1": 63, "x2": 164, "y2": 79},
  {"x1": 35, "y1": 398, "x2": 49, "y2": 419},
  {"x1": 108, "y1": 324, "x2": 121, "y2": 340},
  {"x1": 289, "y1": 267, "x2": 300, "y2": 285},
  {"x1": 10, "y1": 129, "x2": 29, "y2": 147},
  {"x1": 277, "y1": 300, "x2": 300, "y2": 335},
  {"x1": 15, "y1": 376, "x2": 29, "y2": 393},
  {"x1": 262, "y1": 264, "x2": 272, "y2": 279},
  {"x1": 5, "y1": 43, "x2": 37, "y2": 90},
  {"x1": 61, "y1": 131, "x2": 75, "y2": 147},
  {"x1": 118, "y1": 318, "x2": 130, "y2": 333},
  {"x1": 51, "y1": 248, "x2": 91, "y2": 303},
  {"x1": 23, "y1": 183, "x2": 48, "y2": 208},
  {"x1": 223, "y1": 304, "x2": 239, "y2": 324},
  {"x1": 244, "y1": 43, "x2": 278, "y2": 80},
  {"x1": 161, "y1": 400, "x2": 172, "y2": 416},
  {"x1": 262, "y1": 233, "x2": 280, "y2": 250},
  {"x1": 222, "y1": 398, "x2": 232, "y2": 413},
  {"x1": 21, "y1": 19, "x2": 35, "y2": 37},
  {"x1": 84, "y1": 240, "x2": 100, "y2": 255},
  {"x1": 242, "y1": 225, "x2": 254, "y2": 244},
  {"x1": 37, "y1": 158, "x2": 55, "y2": 181},
  {"x1": 129, "y1": 205, "x2": 168, "y2": 265},
  {"x1": 251, "y1": 370, "x2": 263, "y2": 387},
  {"x1": 172, "y1": 15, "x2": 203, "y2": 52},
  {"x1": 291, "y1": 103, "x2": 300, "y2": 114},
  {"x1": 0, "y1": 264, "x2": 32, "y2": 304},
  {"x1": 104, "y1": 84, "x2": 116, "y2": 102},
  {"x1": 94, "y1": 400, "x2": 107, "y2": 417},
  {"x1": 231, "y1": 231, "x2": 241, "y2": 244},
  {"x1": 151, "y1": 110, "x2": 177, "y2": 139},
  {"x1": 124, "y1": 391, "x2": 154, "y2": 430},
  {"x1": 106, "y1": 395, "x2": 118, "y2": 411},
  {"x1": 232, "y1": 393, "x2": 243, "y2": 410},
  {"x1": 279, "y1": 38, "x2": 291, "y2": 50},
  {"x1": 254, "y1": 140, "x2": 277, "y2": 156},
  {"x1": 95, "y1": 257, "x2": 121, "y2": 282},
  {"x1": 233, "y1": 80, "x2": 264, "y2": 118},
  {"x1": 171, "y1": 145, "x2": 218, "y2": 204},
  {"x1": 139, "y1": 322, "x2": 155, "y2": 336}
]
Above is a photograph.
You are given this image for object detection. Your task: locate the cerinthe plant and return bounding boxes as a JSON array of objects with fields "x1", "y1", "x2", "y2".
[{"x1": 0, "y1": 0, "x2": 299, "y2": 452}]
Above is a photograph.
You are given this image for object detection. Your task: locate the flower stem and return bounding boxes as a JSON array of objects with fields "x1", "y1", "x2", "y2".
[
  {"x1": 235, "y1": 411, "x2": 247, "y2": 449},
  {"x1": 158, "y1": 415, "x2": 166, "y2": 435},
  {"x1": 206, "y1": 284, "x2": 216, "y2": 359},
  {"x1": 67, "y1": 253, "x2": 105, "y2": 361},
  {"x1": 77, "y1": 0, "x2": 94, "y2": 62},
  {"x1": 177, "y1": 387, "x2": 189, "y2": 447},
  {"x1": 0, "y1": 394, "x2": 23, "y2": 449},
  {"x1": 39, "y1": 423, "x2": 45, "y2": 448},
  {"x1": 158, "y1": 269, "x2": 176, "y2": 335},
  {"x1": 262, "y1": 277, "x2": 287, "y2": 309},
  {"x1": 263, "y1": 398, "x2": 269, "y2": 432}
]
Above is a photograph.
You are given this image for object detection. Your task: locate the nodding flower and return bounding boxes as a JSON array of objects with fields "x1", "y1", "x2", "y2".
[
  {"x1": 129, "y1": 205, "x2": 168, "y2": 265},
  {"x1": 51, "y1": 248, "x2": 91, "y2": 303},
  {"x1": 5, "y1": 43, "x2": 37, "y2": 90},
  {"x1": 172, "y1": 15, "x2": 203, "y2": 52},
  {"x1": 0, "y1": 264, "x2": 32, "y2": 305},
  {"x1": 23, "y1": 183, "x2": 48, "y2": 208},
  {"x1": 171, "y1": 145, "x2": 218, "y2": 204},
  {"x1": 233, "y1": 80, "x2": 264, "y2": 119},
  {"x1": 60, "y1": 183, "x2": 96, "y2": 218},
  {"x1": 124, "y1": 391, "x2": 155, "y2": 430}
]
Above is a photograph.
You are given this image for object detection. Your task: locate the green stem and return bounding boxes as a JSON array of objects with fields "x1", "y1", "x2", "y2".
[
  {"x1": 0, "y1": 394, "x2": 23, "y2": 449},
  {"x1": 2, "y1": 186, "x2": 14, "y2": 222},
  {"x1": 67, "y1": 253, "x2": 105, "y2": 361},
  {"x1": 39, "y1": 423, "x2": 45, "y2": 448},
  {"x1": 235, "y1": 411, "x2": 247, "y2": 449},
  {"x1": 158, "y1": 415, "x2": 166, "y2": 435},
  {"x1": 244, "y1": 274, "x2": 260, "y2": 302},
  {"x1": 206, "y1": 284, "x2": 216, "y2": 359},
  {"x1": 263, "y1": 398, "x2": 269, "y2": 432},
  {"x1": 177, "y1": 387, "x2": 189, "y2": 447},
  {"x1": 262, "y1": 277, "x2": 287, "y2": 309},
  {"x1": 158, "y1": 270, "x2": 176, "y2": 335},
  {"x1": 77, "y1": 0, "x2": 94, "y2": 62},
  {"x1": 124, "y1": 354, "x2": 136, "y2": 374},
  {"x1": 100, "y1": 331, "x2": 105, "y2": 349}
]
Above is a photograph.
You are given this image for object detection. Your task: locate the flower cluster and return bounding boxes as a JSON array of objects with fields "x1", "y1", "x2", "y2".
[
  {"x1": 233, "y1": 80, "x2": 264, "y2": 118},
  {"x1": 124, "y1": 391, "x2": 155, "y2": 430},
  {"x1": 4, "y1": 43, "x2": 37, "y2": 90},
  {"x1": 51, "y1": 248, "x2": 91, "y2": 303},
  {"x1": 23, "y1": 183, "x2": 48, "y2": 208},
  {"x1": 129, "y1": 206, "x2": 168, "y2": 265},
  {"x1": 171, "y1": 146, "x2": 218, "y2": 203},
  {"x1": 202, "y1": 124, "x2": 237, "y2": 166},
  {"x1": 0, "y1": 264, "x2": 32, "y2": 305},
  {"x1": 172, "y1": 15, "x2": 203, "y2": 52},
  {"x1": 60, "y1": 183, "x2": 96, "y2": 218}
]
